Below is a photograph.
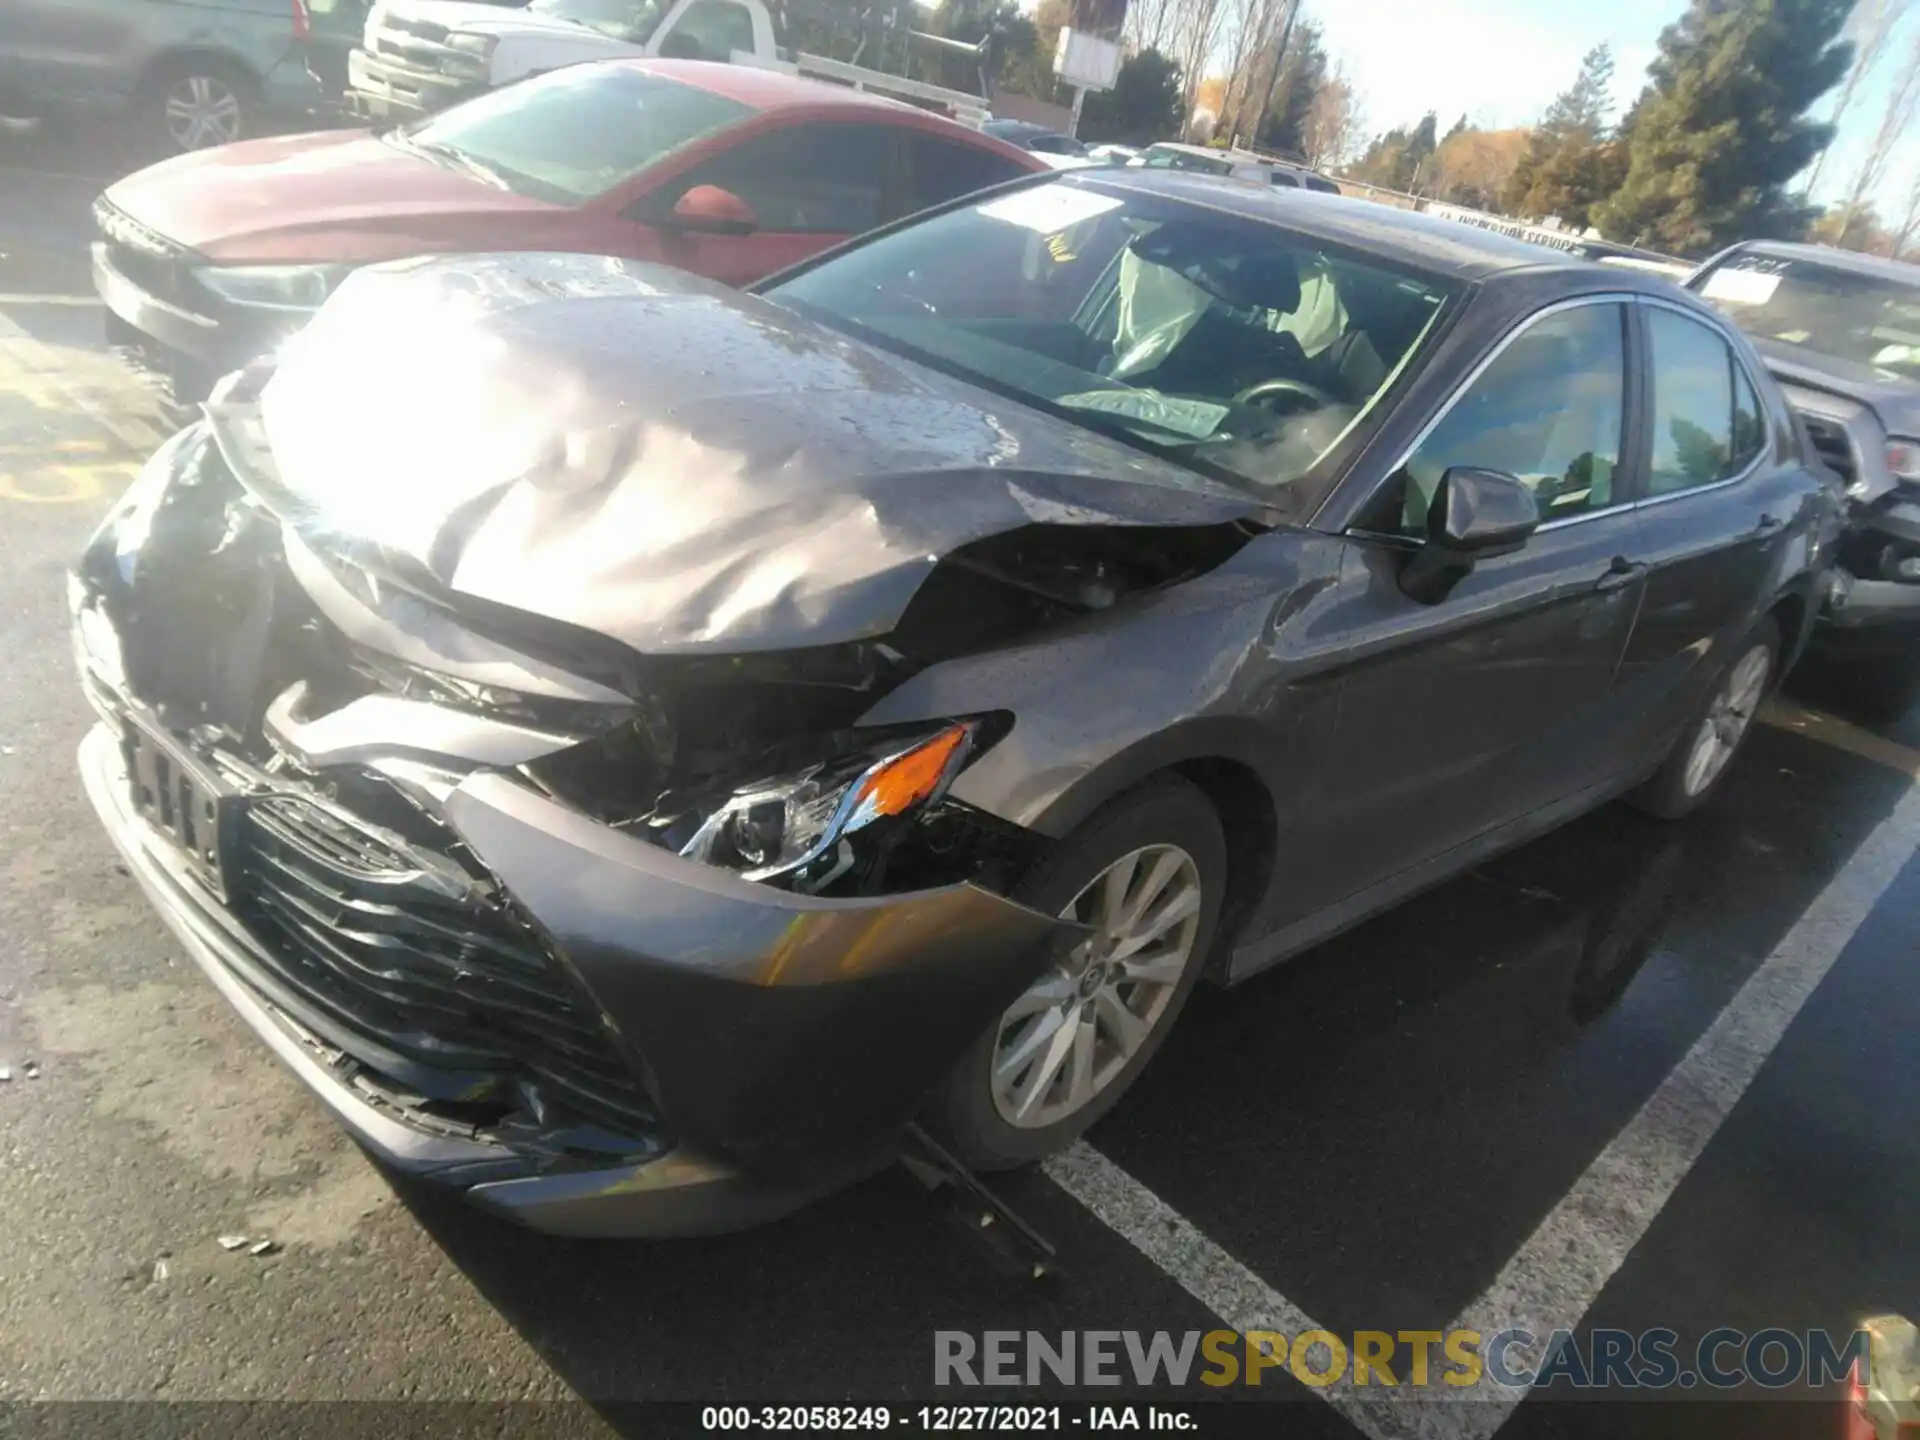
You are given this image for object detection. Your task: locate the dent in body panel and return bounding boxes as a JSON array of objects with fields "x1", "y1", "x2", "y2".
[
  {"x1": 860, "y1": 531, "x2": 1353, "y2": 945},
  {"x1": 253, "y1": 252, "x2": 1270, "y2": 657},
  {"x1": 444, "y1": 772, "x2": 1083, "y2": 1170}
]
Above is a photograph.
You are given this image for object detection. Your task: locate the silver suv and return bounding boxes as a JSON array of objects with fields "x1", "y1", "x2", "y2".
[{"x1": 0, "y1": 0, "x2": 343, "y2": 153}]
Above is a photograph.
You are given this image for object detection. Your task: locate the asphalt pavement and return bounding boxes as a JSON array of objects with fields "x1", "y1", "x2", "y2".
[{"x1": 1, "y1": 130, "x2": 1916, "y2": 1440}]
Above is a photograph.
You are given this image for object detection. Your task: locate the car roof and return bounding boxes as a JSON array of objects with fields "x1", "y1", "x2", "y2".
[
  {"x1": 629, "y1": 57, "x2": 971, "y2": 119},
  {"x1": 1720, "y1": 239, "x2": 1920, "y2": 287},
  {"x1": 1141, "y1": 141, "x2": 1332, "y2": 181},
  {"x1": 1074, "y1": 168, "x2": 1695, "y2": 285}
]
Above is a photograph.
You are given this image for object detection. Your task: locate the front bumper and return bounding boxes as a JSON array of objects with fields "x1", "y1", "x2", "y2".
[
  {"x1": 76, "y1": 687, "x2": 1072, "y2": 1236},
  {"x1": 92, "y1": 240, "x2": 302, "y2": 404},
  {"x1": 1820, "y1": 499, "x2": 1920, "y2": 636},
  {"x1": 346, "y1": 47, "x2": 486, "y2": 121}
]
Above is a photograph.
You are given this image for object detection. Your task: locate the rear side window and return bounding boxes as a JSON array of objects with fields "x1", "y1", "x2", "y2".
[
  {"x1": 904, "y1": 135, "x2": 1031, "y2": 213},
  {"x1": 657, "y1": 0, "x2": 755, "y2": 60},
  {"x1": 667, "y1": 123, "x2": 896, "y2": 233},
  {"x1": 1646, "y1": 308, "x2": 1767, "y2": 495},
  {"x1": 1176, "y1": 151, "x2": 1233, "y2": 176}
]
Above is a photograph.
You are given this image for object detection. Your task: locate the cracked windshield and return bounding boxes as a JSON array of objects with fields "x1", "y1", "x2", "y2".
[{"x1": 771, "y1": 178, "x2": 1451, "y2": 499}]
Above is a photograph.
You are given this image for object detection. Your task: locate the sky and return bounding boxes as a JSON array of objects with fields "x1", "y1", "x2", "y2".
[{"x1": 1302, "y1": 0, "x2": 1920, "y2": 214}]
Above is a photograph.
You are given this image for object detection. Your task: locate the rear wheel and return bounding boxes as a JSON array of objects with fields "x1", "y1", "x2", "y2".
[
  {"x1": 926, "y1": 777, "x2": 1226, "y2": 1170},
  {"x1": 1631, "y1": 616, "x2": 1779, "y2": 820},
  {"x1": 140, "y1": 58, "x2": 256, "y2": 154}
]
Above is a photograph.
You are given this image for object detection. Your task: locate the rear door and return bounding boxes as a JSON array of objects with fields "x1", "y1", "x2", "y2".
[
  {"x1": 635, "y1": 119, "x2": 903, "y2": 286},
  {"x1": 1280, "y1": 297, "x2": 1652, "y2": 921},
  {"x1": 1611, "y1": 299, "x2": 1801, "y2": 754},
  {"x1": 0, "y1": 0, "x2": 141, "y2": 109}
]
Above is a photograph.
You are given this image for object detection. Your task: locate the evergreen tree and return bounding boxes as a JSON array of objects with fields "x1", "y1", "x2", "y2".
[
  {"x1": 1542, "y1": 43, "x2": 1614, "y2": 145},
  {"x1": 1080, "y1": 49, "x2": 1186, "y2": 146},
  {"x1": 1397, "y1": 110, "x2": 1440, "y2": 190},
  {"x1": 1502, "y1": 45, "x2": 1614, "y2": 218},
  {"x1": 1595, "y1": 0, "x2": 1854, "y2": 251}
]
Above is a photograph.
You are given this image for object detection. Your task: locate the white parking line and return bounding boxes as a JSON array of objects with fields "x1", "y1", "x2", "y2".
[{"x1": 1051, "y1": 777, "x2": 1920, "y2": 1440}]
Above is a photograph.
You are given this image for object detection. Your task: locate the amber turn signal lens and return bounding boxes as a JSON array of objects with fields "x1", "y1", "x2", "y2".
[{"x1": 852, "y1": 725, "x2": 971, "y2": 821}]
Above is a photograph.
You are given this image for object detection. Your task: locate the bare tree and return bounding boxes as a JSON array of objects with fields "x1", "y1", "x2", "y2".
[
  {"x1": 1806, "y1": 0, "x2": 1915, "y2": 194},
  {"x1": 1124, "y1": 0, "x2": 1180, "y2": 59},
  {"x1": 1300, "y1": 63, "x2": 1361, "y2": 169},
  {"x1": 1838, "y1": 24, "x2": 1920, "y2": 242},
  {"x1": 1167, "y1": 0, "x2": 1226, "y2": 114},
  {"x1": 1895, "y1": 165, "x2": 1920, "y2": 257},
  {"x1": 1227, "y1": 0, "x2": 1297, "y2": 143}
]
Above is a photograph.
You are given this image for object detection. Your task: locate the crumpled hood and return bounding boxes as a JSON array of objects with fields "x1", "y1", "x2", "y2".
[
  {"x1": 1751, "y1": 337, "x2": 1920, "y2": 438},
  {"x1": 257, "y1": 252, "x2": 1269, "y2": 656}
]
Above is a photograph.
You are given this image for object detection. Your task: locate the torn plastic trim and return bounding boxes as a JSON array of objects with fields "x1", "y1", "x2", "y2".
[
  {"x1": 263, "y1": 679, "x2": 583, "y2": 771},
  {"x1": 77, "y1": 722, "x2": 670, "y2": 1175},
  {"x1": 444, "y1": 769, "x2": 1086, "y2": 1170}
]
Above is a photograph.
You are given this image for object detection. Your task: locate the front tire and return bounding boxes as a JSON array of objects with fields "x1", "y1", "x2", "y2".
[
  {"x1": 927, "y1": 776, "x2": 1227, "y2": 1170},
  {"x1": 1631, "y1": 616, "x2": 1779, "y2": 820}
]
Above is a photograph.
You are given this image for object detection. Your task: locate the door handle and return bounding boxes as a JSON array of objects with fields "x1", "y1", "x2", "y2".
[
  {"x1": 1755, "y1": 513, "x2": 1786, "y2": 537},
  {"x1": 1595, "y1": 556, "x2": 1645, "y2": 593}
]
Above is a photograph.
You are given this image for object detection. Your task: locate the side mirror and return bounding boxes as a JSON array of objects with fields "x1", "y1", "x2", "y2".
[
  {"x1": 667, "y1": 185, "x2": 759, "y2": 236},
  {"x1": 1398, "y1": 466, "x2": 1540, "y2": 604}
]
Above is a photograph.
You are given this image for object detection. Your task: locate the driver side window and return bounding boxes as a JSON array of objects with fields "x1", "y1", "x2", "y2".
[{"x1": 1393, "y1": 301, "x2": 1627, "y2": 534}]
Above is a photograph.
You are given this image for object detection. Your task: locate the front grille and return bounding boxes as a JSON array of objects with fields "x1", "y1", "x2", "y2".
[
  {"x1": 229, "y1": 788, "x2": 659, "y2": 1137},
  {"x1": 94, "y1": 199, "x2": 197, "y2": 309},
  {"x1": 1801, "y1": 414, "x2": 1859, "y2": 489},
  {"x1": 384, "y1": 14, "x2": 450, "y2": 42},
  {"x1": 372, "y1": 33, "x2": 448, "y2": 65}
]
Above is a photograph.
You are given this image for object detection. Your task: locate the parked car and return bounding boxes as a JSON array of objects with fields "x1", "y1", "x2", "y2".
[
  {"x1": 0, "y1": 0, "x2": 333, "y2": 153},
  {"x1": 73, "y1": 170, "x2": 1836, "y2": 1236},
  {"x1": 1086, "y1": 142, "x2": 1140, "y2": 165},
  {"x1": 306, "y1": 0, "x2": 529, "y2": 99},
  {"x1": 92, "y1": 57, "x2": 1043, "y2": 401},
  {"x1": 1687, "y1": 241, "x2": 1920, "y2": 695},
  {"x1": 982, "y1": 118, "x2": 1089, "y2": 158},
  {"x1": 346, "y1": 0, "x2": 993, "y2": 126},
  {"x1": 1131, "y1": 140, "x2": 1342, "y2": 193}
]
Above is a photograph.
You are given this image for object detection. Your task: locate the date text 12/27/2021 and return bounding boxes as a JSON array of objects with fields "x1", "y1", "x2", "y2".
[{"x1": 700, "y1": 1406, "x2": 1200, "y2": 1431}]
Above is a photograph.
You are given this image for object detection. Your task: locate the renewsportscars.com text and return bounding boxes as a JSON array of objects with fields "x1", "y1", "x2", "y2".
[{"x1": 934, "y1": 1328, "x2": 1869, "y2": 1391}]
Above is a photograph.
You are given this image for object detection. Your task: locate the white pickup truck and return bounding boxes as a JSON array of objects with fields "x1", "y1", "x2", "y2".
[{"x1": 348, "y1": 0, "x2": 991, "y2": 125}]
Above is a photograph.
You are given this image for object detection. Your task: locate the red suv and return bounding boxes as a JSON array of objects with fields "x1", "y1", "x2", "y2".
[{"x1": 91, "y1": 58, "x2": 1043, "y2": 400}]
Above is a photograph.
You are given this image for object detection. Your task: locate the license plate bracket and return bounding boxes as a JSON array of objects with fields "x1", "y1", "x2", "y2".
[{"x1": 122, "y1": 716, "x2": 239, "y2": 900}]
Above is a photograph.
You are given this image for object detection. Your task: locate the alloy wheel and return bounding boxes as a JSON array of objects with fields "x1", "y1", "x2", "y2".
[
  {"x1": 1682, "y1": 643, "x2": 1772, "y2": 797},
  {"x1": 989, "y1": 843, "x2": 1202, "y2": 1129},
  {"x1": 164, "y1": 75, "x2": 243, "y2": 151}
]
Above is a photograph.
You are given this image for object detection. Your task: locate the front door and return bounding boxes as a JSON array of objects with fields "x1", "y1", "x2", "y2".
[
  {"x1": 1279, "y1": 299, "x2": 1650, "y2": 923},
  {"x1": 633, "y1": 120, "x2": 903, "y2": 287}
]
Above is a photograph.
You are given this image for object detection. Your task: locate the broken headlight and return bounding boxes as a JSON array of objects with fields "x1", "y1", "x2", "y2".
[
  {"x1": 1889, "y1": 438, "x2": 1920, "y2": 486},
  {"x1": 192, "y1": 263, "x2": 353, "y2": 313},
  {"x1": 680, "y1": 723, "x2": 981, "y2": 889}
]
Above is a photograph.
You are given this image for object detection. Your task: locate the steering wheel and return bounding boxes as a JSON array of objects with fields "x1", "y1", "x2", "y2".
[{"x1": 1234, "y1": 376, "x2": 1341, "y2": 413}]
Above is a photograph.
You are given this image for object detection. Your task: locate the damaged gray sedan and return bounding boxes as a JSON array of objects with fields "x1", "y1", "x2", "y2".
[{"x1": 72, "y1": 170, "x2": 1836, "y2": 1236}]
